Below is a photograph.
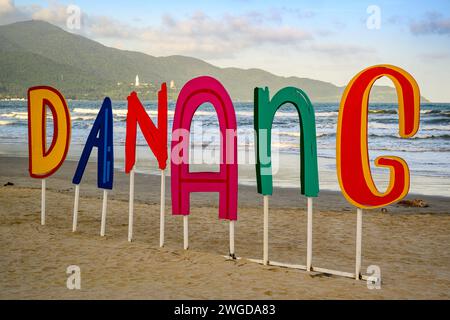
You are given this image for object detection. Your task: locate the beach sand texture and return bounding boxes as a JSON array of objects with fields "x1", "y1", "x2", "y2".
[{"x1": 1, "y1": 156, "x2": 449, "y2": 299}]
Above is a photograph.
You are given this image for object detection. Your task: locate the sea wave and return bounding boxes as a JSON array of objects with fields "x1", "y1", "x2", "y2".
[
  {"x1": 274, "y1": 131, "x2": 301, "y2": 138},
  {"x1": 421, "y1": 124, "x2": 450, "y2": 131},
  {"x1": 271, "y1": 142, "x2": 300, "y2": 149},
  {"x1": 73, "y1": 107, "x2": 336, "y2": 119},
  {"x1": 368, "y1": 133, "x2": 450, "y2": 140},
  {"x1": 0, "y1": 120, "x2": 16, "y2": 126},
  {"x1": 73, "y1": 116, "x2": 97, "y2": 121},
  {"x1": 274, "y1": 131, "x2": 334, "y2": 138},
  {"x1": 0, "y1": 112, "x2": 28, "y2": 120},
  {"x1": 314, "y1": 109, "x2": 446, "y2": 117},
  {"x1": 73, "y1": 107, "x2": 176, "y2": 117},
  {"x1": 367, "y1": 109, "x2": 450, "y2": 116},
  {"x1": 315, "y1": 111, "x2": 338, "y2": 117},
  {"x1": 368, "y1": 121, "x2": 450, "y2": 130},
  {"x1": 421, "y1": 110, "x2": 450, "y2": 116},
  {"x1": 369, "y1": 109, "x2": 398, "y2": 114},
  {"x1": 273, "y1": 130, "x2": 450, "y2": 141},
  {"x1": 236, "y1": 111, "x2": 255, "y2": 117}
]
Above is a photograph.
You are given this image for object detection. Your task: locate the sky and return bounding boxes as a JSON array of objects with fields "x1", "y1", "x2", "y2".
[{"x1": 1, "y1": 0, "x2": 450, "y2": 101}]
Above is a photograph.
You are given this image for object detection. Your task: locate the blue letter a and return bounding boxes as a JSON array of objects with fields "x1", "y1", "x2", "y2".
[{"x1": 72, "y1": 98, "x2": 114, "y2": 189}]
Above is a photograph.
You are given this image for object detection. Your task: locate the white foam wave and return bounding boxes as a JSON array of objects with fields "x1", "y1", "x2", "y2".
[
  {"x1": 0, "y1": 112, "x2": 28, "y2": 120},
  {"x1": 369, "y1": 122, "x2": 450, "y2": 131},
  {"x1": 73, "y1": 115, "x2": 97, "y2": 121},
  {"x1": 73, "y1": 108, "x2": 101, "y2": 114},
  {"x1": 368, "y1": 123, "x2": 396, "y2": 130},
  {"x1": 315, "y1": 111, "x2": 338, "y2": 117},
  {"x1": 271, "y1": 142, "x2": 299, "y2": 149},
  {"x1": 73, "y1": 108, "x2": 176, "y2": 117},
  {"x1": 275, "y1": 131, "x2": 301, "y2": 137},
  {"x1": 274, "y1": 131, "x2": 333, "y2": 138}
]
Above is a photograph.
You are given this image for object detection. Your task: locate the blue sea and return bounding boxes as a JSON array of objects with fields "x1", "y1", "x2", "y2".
[{"x1": 0, "y1": 100, "x2": 449, "y2": 197}]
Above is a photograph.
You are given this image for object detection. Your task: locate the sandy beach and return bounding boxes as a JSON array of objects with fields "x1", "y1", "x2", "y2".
[{"x1": 1, "y1": 155, "x2": 449, "y2": 299}]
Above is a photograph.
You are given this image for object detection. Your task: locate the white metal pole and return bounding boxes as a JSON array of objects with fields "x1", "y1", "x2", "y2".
[
  {"x1": 72, "y1": 184, "x2": 80, "y2": 232},
  {"x1": 100, "y1": 189, "x2": 108, "y2": 237},
  {"x1": 128, "y1": 168, "x2": 135, "y2": 242},
  {"x1": 229, "y1": 220, "x2": 235, "y2": 258},
  {"x1": 355, "y1": 208, "x2": 363, "y2": 280},
  {"x1": 263, "y1": 195, "x2": 269, "y2": 265},
  {"x1": 41, "y1": 179, "x2": 46, "y2": 225},
  {"x1": 160, "y1": 169, "x2": 165, "y2": 247},
  {"x1": 183, "y1": 215, "x2": 189, "y2": 250},
  {"x1": 306, "y1": 197, "x2": 313, "y2": 272}
]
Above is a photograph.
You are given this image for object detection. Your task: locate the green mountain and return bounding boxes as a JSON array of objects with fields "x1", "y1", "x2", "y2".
[{"x1": 0, "y1": 20, "x2": 428, "y2": 102}]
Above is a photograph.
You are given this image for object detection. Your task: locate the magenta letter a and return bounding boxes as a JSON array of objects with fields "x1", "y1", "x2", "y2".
[{"x1": 171, "y1": 76, "x2": 238, "y2": 221}]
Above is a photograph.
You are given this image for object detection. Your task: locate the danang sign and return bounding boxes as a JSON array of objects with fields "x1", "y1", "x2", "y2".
[{"x1": 26, "y1": 64, "x2": 420, "y2": 282}]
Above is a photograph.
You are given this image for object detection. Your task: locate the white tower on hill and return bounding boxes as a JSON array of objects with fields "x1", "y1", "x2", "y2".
[{"x1": 135, "y1": 75, "x2": 140, "y2": 87}]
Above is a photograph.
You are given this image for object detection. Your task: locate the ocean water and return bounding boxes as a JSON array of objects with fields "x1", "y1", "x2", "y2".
[{"x1": 0, "y1": 100, "x2": 449, "y2": 197}]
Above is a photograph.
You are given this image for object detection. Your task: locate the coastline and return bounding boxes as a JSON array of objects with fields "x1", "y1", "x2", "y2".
[{"x1": 0, "y1": 155, "x2": 449, "y2": 213}]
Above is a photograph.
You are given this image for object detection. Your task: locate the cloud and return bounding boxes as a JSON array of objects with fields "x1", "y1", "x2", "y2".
[
  {"x1": 0, "y1": 0, "x2": 15, "y2": 15},
  {"x1": 0, "y1": 0, "x2": 373, "y2": 61},
  {"x1": 30, "y1": 0, "x2": 68, "y2": 25},
  {"x1": 0, "y1": 0, "x2": 72, "y2": 25},
  {"x1": 86, "y1": 15, "x2": 133, "y2": 39},
  {"x1": 1, "y1": 0, "x2": 316, "y2": 58},
  {"x1": 0, "y1": 0, "x2": 28, "y2": 24},
  {"x1": 309, "y1": 43, "x2": 375, "y2": 58},
  {"x1": 85, "y1": 10, "x2": 314, "y2": 58},
  {"x1": 410, "y1": 12, "x2": 450, "y2": 36},
  {"x1": 155, "y1": 11, "x2": 313, "y2": 45}
]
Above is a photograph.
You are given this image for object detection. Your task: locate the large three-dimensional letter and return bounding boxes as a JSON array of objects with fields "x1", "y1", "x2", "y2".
[
  {"x1": 254, "y1": 87, "x2": 319, "y2": 197},
  {"x1": 171, "y1": 76, "x2": 238, "y2": 220},
  {"x1": 28, "y1": 86, "x2": 71, "y2": 178},
  {"x1": 337, "y1": 65, "x2": 420, "y2": 209},
  {"x1": 72, "y1": 98, "x2": 114, "y2": 189},
  {"x1": 125, "y1": 84, "x2": 168, "y2": 172}
]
